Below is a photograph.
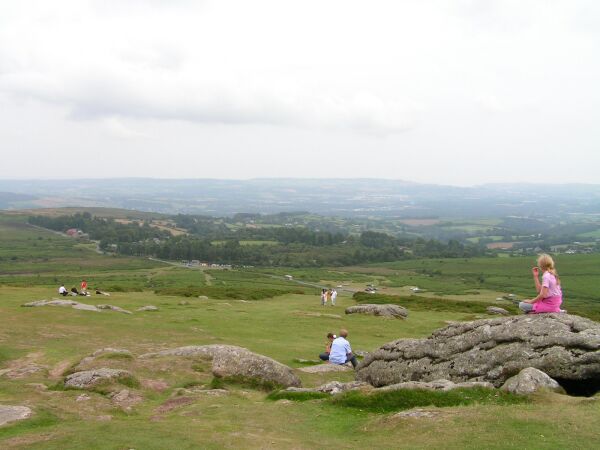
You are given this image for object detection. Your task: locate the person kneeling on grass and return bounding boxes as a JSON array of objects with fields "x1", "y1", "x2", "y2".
[
  {"x1": 519, "y1": 253, "x2": 564, "y2": 314},
  {"x1": 328, "y1": 329, "x2": 358, "y2": 369},
  {"x1": 319, "y1": 332, "x2": 336, "y2": 361},
  {"x1": 58, "y1": 284, "x2": 69, "y2": 296}
]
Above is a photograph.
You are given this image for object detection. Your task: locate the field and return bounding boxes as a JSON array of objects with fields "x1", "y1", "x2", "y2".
[{"x1": 1, "y1": 213, "x2": 600, "y2": 449}]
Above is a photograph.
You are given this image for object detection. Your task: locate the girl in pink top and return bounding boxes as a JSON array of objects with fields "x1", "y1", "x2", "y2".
[{"x1": 519, "y1": 254, "x2": 563, "y2": 314}]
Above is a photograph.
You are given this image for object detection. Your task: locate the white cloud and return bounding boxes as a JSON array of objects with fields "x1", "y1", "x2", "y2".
[{"x1": 0, "y1": 0, "x2": 599, "y2": 183}]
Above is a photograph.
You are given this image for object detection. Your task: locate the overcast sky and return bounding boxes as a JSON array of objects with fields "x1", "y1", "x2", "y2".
[{"x1": 0, "y1": 0, "x2": 598, "y2": 185}]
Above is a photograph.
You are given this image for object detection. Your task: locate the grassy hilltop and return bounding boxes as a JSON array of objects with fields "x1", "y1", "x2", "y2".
[{"x1": 1, "y1": 211, "x2": 599, "y2": 449}]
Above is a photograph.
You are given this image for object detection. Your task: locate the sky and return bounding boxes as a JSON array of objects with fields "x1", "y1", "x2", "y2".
[{"x1": 0, "y1": 0, "x2": 599, "y2": 186}]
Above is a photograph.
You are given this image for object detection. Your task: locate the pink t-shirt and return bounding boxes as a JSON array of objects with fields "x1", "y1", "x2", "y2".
[{"x1": 533, "y1": 272, "x2": 562, "y2": 313}]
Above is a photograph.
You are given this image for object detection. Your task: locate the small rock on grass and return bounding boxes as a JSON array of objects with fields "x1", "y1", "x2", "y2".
[
  {"x1": 0, "y1": 405, "x2": 32, "y2": 426},
  {"x1": 137, "y1": 305, "x2": 159, "y2": 312},
  {"x1": 501, "y1": 367, "x2": 564, "y2": 395},
  {"x1": 486, "y1": 306, "x2": 510, "y2": 315},
  {"x1": 64, "y1": 368, "x2": 133, "y2": 389},
  {"x1": 298, "y1": 364, "x2": 352, "y2": 373},
  {"x1": 393, "y1": 409, "x2": 441, "y2": 419}
]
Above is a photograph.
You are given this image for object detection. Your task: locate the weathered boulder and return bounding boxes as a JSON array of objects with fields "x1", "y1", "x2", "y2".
[
  {"x1": 357, "y1": 314, "x2": 600, "y2": 395},
  {"x1": 487, "y1": 306, "x2": 510, "y2": 315},
  {"x1": 0, "y1": 405, "x2": 32, "y2": 426},
  {"x1": 65, "y1": 368, "x2": 133, "y2": 389},
  {"x1": 140, "y1": 345, "x2": 301, "y2": 388},
  {"x1": 501, "y1": 367, "x2": 564, "y2": 395},
  {"x1": 211, "y1": 346, "x2": 301, "y2": 388},
  {"x1": 377, "y1": 379, "x2": 494, "y2": 392},
  {"x1": 345, "y1": 304, "x2": 408, "y2": 319}
]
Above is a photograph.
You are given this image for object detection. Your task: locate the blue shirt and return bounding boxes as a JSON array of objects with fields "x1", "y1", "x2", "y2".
[{"x1": 329, "y1": 337, "x2": 351, "y2": 364}]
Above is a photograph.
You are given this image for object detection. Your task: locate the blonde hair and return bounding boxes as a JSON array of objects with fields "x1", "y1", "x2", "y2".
[{"x1": 537, "y1": 253, "x2": 560, "y2": 285}]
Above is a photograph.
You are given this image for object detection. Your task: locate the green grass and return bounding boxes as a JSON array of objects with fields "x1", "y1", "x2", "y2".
[
  {"x1": 1, "y1": 211, "x2": 600, "y2": 449},
  {"x1": 353, "y1": 292, "x2": 519, "y2": 314},
  {"x1": 330, "y1": 387, "x2": 528, "y2": 413},
  {"x1": 267, "y1": 390, "x2": 330, "y2": 401}
]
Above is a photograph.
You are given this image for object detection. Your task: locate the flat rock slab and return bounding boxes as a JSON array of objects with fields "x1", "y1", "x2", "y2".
[
  {"x1": 298, "y1": 364, "x2": 352, "y2": 373},
  {"x1": 96, "y1": 305, "x2": 132, "y2": 314},
  {"x1": 0, "y1": 405, "x2": 32, "y2": 426},
  {"x1": 65, "y1": 368, "x2": 132, "y2": 389},
  {"x1": 22, "y1": 299, "x2": 100, "y2": 312},
  {"x1": 0, "y1": 364, "x2": 46, "y2": 379},
  {"x1": 357, "y1": 314, "x2": 600, "y2": 391},
  {"x1": 137, "y1": 305, "x2": 159, "y2": 312},
  {"x1": 345, "y1": 304, "x2": 408, "y2": 318}
]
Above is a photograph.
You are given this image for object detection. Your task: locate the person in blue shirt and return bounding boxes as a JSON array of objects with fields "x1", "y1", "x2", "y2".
[{"x1": 328, "y1": 329, "x2": 358, "y2": 368}]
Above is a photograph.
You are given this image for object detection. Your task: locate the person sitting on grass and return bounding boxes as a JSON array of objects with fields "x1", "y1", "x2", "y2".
[
  {"x1": 319, "y1": 332, "x2": 336, "y2": 361},
  {"x1": 58, "y1": 284, "x2": 69, "y2": 296},
  {"x1": 519, "y1": 254, "x2": 564, "y2": 314},
  {"x1": 328, "y1": 329, "x2": 358, "y2": 369}
]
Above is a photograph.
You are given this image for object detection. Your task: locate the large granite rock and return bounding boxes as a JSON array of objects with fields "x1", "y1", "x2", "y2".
[
  {"x1": 140, "y1": 345, "x2": 301, "y2": 388},
  {"x1": 65, "y1": 368, "x2": 133, "y2": 389},
  {"x1": 357, "y1": 314, "x2": 600, "y2": 394},
  {"x1": 345, "y1": 304, "x2": 408, "y2": 318},
  {"x1": 501, "y1": 367, "x2": 564, "y2": 395}
]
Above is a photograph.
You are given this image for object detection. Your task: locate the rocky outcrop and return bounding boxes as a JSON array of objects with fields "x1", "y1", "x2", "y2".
[
  {"x1": 0, "y1": 405, "x2": 32, "y2": 426},
  {"x1": 501, "y1": 367, "x2": 564, "y2": 395},
  {"x1": 140, "y1": 345, "x2": 301, "y2": 388},
  {"x1": 23, "y1": 300, "x2": 132, "y2": 314},
  {"x1": 22, "y1": 299, "x2": 100, "y2": 312},
  {"x1": 345, "y1": 304, "x2": 408, "y2": 318},
  {"x1": 65, "y1": 368, "x2": 133, "y2": 389},
  {"x1": 486, "y1": 306, "x2": 510, "y2": 315},
  {"x1": 357, "y1": 314, "x2": 600, "y2": 395}
]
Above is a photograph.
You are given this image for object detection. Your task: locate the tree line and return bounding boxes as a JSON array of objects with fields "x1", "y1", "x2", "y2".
[{"x1": 29, "y1": 214, "x2": 487, "y2": 267}]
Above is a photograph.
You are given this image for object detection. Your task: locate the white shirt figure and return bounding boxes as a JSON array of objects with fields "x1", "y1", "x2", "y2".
[
  {"x1": 329, "y1": 336, "x2": 351, "y2": 364},
  {"x1": 331, "y1": 289, "x2": 338, "y2": 305},
  {"x1": 58, "y1": 285, "x2": 68, "y2": 294}
]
